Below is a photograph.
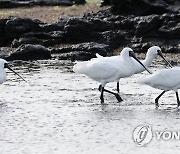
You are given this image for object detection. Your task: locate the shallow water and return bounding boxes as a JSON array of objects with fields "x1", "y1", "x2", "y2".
[{"x1": 0, "y1": 60, "x2": 180, "y2": 154}]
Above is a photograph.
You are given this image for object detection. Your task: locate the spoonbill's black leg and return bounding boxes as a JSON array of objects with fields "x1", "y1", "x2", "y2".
[
  {"x1": 176, "y1": 92, "x2": 180, "y2": 107},
  {"x1": 98, "y1": 85, "x2": 123, "y2": 102},
  {"x1": 99, "y1": 86, "x2": 104, "y2": 104},
  {"x1": 98, "y1": 85, "x2": 102, "y2": 92},
  {"x1": 117, "y1": 82, "x2": 120, "y2": 93},
  {"x1": 155, "y1": 90, "x2": 166, "y2": 107}
]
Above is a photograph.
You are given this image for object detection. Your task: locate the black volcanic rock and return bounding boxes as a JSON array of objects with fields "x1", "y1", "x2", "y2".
[
  {"x1": 135, "y1": 15, "x2": 160, "y2": 38},
  {"x1": 110, "y1": 0, "x2": 171, "y2": 15},
  {"x1": 64, "y1": 18, "x2": 101, "y2": 43},
  {"x1": 59, "y1": 51, "x2": 93, "y2": 61},
  {"x1": 12, "y1": 37, "x2": 43, "y2": 48},
  {"x1": 2, "y1": 17, "x2": 42, "y2": 45},
  {"x1": 7, "y1": 44, "x2": 51, "y2": 61},
  {"x1": 0, "y1": 0, "x2": 180, "y2": 61},
  {"x1": 5, "y1": 17, "x2": 42, "y2": 37},
  {"x1": 0, "y1": 19, "x2": 9, "y2": 46},
  {"x1": 0, "y1": 0, "x2": 84, "y2": 9},
  {"x1": 71, "y1": 0, "x2": 86, "y2": 4},
  {"x1": 52, "y1": 42, "x2": 108, "y2": 61},
  {"x1": 70, "y1": 42, "x2": 109, "y2": 54},
  {"x1": 51, "y1": 42, "x2": 108, "y2": 61},
  {"x1": 0, "y1": 0, "x2": 35, "y2": 8},
  {"x1": 40, "y1": 23, "x2": 64, "y2": 32},
  {"x1": 102, "y1": 0, "x2": 180, "y2": 15},
  {"x1": 158, "y1": 14, "x2": 180, "y2": 39},
  {"x1": 11, "y1": 31, "x2": 65, "y2": 47}
]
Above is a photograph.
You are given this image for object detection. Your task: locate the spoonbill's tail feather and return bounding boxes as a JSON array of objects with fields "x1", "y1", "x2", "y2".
[
  {"x1": 96, "y1": 53, "x2": 103, "y2": 58},
  {"x1": 73, "y1": 62, "x2": 88, "y2": 74}
]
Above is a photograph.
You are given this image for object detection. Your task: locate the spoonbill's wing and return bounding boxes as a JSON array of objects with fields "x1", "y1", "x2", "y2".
[
  {"x1": 87, "y1": 60, "x2": 119, "y2": 79},
  {"x1": 73, "y1": 59, "x2": 120, "y2": 82}
]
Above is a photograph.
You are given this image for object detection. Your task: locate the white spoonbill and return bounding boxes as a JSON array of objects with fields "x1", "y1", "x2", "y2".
[
  {"x1": 73, "y1": 47, "x2": 151, "y2": 104},
  {"x1": 0, "y1": 59, "x2": 26, "y2": 84},
  {"x1": 96, "y1": 46, "x2": 172, "y2": 93},
  {"x1": 138, "y1": 67, "x2": 180, "y2": 108}
]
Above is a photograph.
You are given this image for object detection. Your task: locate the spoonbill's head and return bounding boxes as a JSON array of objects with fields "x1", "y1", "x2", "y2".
[
  {"x1": 0, "y1": 59, "x2": 26, "y2": 82},
  {"x1": 147, "y1": 46, "x2": 161, "y2": 56},
  {"x1": 0, "y1": 59, "x2": 8, "y2": 69},
  {"x1": 148, "y1": 46, "x2": 172, "y2": 67},
  {"x1": 121, "y1": 47, "x2": 152, "y2": 74},
  {"x1": 121, "y1": 47, "x2": 133, "y2": 58}
]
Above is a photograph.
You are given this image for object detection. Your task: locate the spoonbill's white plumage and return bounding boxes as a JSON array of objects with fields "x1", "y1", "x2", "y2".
[
  {"x1": 0, "y1": 59, "x2": 7, "y2": 84},
  {"x1": 73, "y1": 47, "x2": 151, "y2": 103},
  {"x1": 96, "y1": 46, "x2": 172, "y2": 92},
  {"x1": 0, "y1": 59, "x2": 26, "y2": 84},
  {"x1": 138, "y1": 67, "x2": 180, "y2": 107}
]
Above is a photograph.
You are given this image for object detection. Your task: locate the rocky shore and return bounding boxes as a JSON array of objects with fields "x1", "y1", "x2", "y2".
[{"x1": 0, "y1": 0, "x2": 179, "y2": 61}]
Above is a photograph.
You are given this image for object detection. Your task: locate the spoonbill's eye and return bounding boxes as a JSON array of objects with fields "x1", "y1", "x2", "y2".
[{"x1": 4, "y1": 63, "x2": 8, "y2": 68}]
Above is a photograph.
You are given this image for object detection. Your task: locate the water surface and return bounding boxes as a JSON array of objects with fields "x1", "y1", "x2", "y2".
[{"x1": 0, "y1": 60, "x2": 180, "y2": 154}]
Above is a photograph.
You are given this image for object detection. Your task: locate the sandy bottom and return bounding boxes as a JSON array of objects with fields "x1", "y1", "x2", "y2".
[{"x1": 0, "y1": 60, "x2": 180, "y2": 154}]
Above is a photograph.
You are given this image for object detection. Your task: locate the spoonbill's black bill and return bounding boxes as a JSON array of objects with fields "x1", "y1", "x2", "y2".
[
  {"x1": 4, "y1": 63, "x2": 26, "y2": 82},
  {"x1": 0, "y1": 59, "x2": 26, "y2": 84}
]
